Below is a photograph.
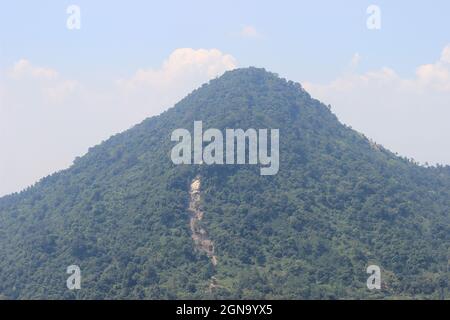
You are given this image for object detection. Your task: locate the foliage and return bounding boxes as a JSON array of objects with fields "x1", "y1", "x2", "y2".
[{"x1": 0, "y1": 68, "x2": 448, "y2": 299}]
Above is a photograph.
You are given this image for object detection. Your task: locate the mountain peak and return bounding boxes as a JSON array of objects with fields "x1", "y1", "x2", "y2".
[
  {"x1": 166, "y1": 66, "x2": 313, "y2": 129},
  {"x1": 0, "y1": 66, "x2": 448, "y2": 300},
  {"x1": 211, "y1": 66, "x2": 305, "y2": 93},
  {"x1": 221, "y1": 66, "x2": 275, "y2": 78}
]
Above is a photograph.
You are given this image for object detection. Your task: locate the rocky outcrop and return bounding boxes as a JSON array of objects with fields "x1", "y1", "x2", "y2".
[{"x1": 188, "y1": 177, "x2": 217, "y2": 266}]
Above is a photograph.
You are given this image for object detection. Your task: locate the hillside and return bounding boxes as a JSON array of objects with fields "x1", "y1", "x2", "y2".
[{"x1": 0, "y1": 67, "x2": 449, "y2": 299}]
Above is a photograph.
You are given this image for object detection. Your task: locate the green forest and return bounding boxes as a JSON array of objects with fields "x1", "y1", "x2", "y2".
[{"x1": 0, "y1": 68, "x2": 448, "y2": 299}]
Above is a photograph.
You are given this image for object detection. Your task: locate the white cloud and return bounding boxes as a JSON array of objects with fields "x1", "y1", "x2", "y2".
[
  {"x1": 118, "y1": 48, "x2": 236, "y2": 90},
  {"x1": 0, "y1": 48, "x2": 237, "y2": 196},
  {"x1": 303, "y1": 45, "x2": 450, "y2": 165},
  {"x1": 414, "y1": 47, "x2": 450, "y2": 91},
  {"x1": 10, "y1": 59, "x2": 58, "y2": 80},
  {"x1": 117, "y1": 48, "x2": 236, "y2": 114},
  {"x1": 239, "y1": 25, "x2": 262, "y2": 39},
  {"x1": 5, "y1": 59, "x2": 79, "y2": 104}
]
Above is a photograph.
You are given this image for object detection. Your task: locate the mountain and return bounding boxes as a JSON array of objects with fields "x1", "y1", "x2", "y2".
[{"x1": 0, "y1": 67, "x2": 449, "y2": 299}]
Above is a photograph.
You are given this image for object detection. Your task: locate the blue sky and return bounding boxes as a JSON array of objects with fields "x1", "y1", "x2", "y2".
[
  {"x1": 1, "y1": 1, "x2": 450, "y2": 195},
  {"x1": 2, "y1": 0, "x2": 449, "y2": 80}
]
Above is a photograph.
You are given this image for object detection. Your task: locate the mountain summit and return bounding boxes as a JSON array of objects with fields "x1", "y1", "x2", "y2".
[{"x1": 0, "y1": 67, "x2": 448, "y2": 299}]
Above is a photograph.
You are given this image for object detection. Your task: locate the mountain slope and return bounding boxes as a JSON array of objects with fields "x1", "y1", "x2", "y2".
[{"x1": 0, "y1": 67, "x2": 449, "y2": 299}]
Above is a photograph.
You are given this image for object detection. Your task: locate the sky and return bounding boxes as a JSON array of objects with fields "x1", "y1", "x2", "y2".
[{"x1": 1, "y1": 0, "x2": 450, "y2": 196}]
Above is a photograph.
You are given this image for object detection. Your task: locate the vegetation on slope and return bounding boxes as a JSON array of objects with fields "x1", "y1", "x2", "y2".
[{"x1": 0, "y1": 68, "x2": 448, "y2": 299}]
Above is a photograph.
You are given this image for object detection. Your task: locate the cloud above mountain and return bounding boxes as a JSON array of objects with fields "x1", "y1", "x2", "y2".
[{"x1": 116, "y1": 48, "x2": 236, "y2": 114}]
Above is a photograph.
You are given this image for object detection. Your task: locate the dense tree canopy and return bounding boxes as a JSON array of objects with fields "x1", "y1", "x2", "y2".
[{"x1": 0, "y1": 68, "x2": 448, "y2": 299}]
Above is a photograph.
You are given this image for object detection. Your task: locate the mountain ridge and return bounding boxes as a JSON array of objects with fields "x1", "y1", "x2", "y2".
[
  {"x1": 2, "y1": 67, "x2": 449, "y2": 200},
  {"x1": 0, "y1": 67, "x2": 448, "y2": 299}
]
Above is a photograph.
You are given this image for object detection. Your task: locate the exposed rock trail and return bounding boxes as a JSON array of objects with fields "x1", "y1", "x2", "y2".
[{"x1": 188, "y1": 176, "x2": 217, "y2": 266}]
